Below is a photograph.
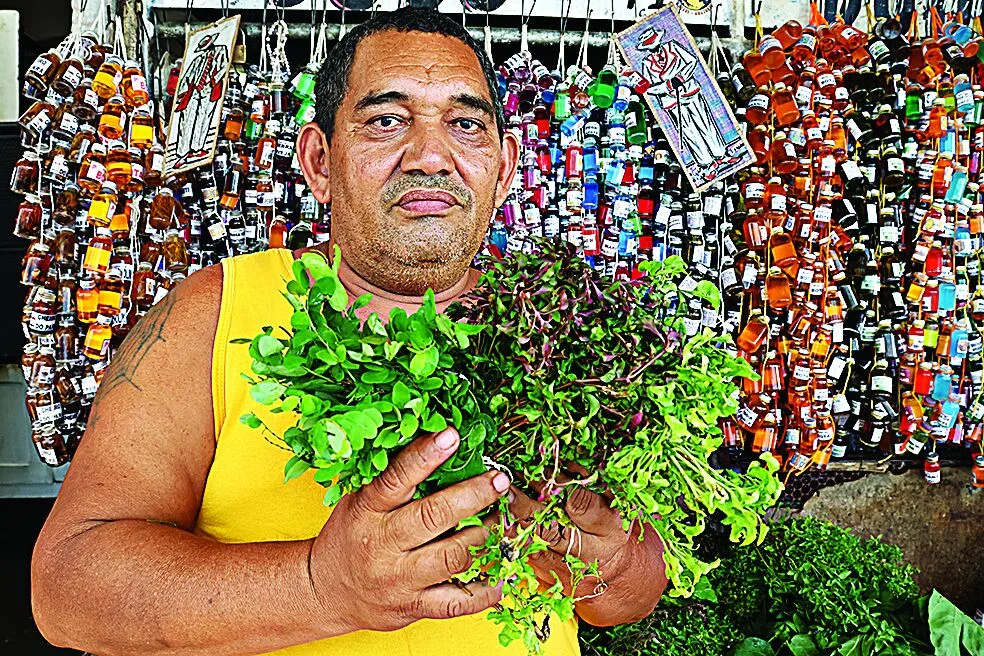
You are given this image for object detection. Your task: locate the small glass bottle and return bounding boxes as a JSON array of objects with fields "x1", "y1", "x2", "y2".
[
  {"x1": 82, "y1": 228, "x2": 114, "y2": 275},
  {"x1": 97, "y1": 272, "x2": 124, "y2": 316},
  {"x1": 924, "y1": 452, "x2": 942, "y2": 484},
  {"x1": 82, "y1": 314, "x2": 114, "y2": 360},
  {"x1": 76, "y1": 277, "x2": 99, "y2": 323},
  {"x1": 129, "y1": 107, "x2": 155, "y2": 149},
  {"x1": 92, "y1": 54, "x2": 124, "y2": 99},
  {"x1": 14, "y1": 194, "x2": 43, "y2": 239},
  {"x1": 87, "y1": 181, "x2": 119, "y2": 228},
  {"x1": 78, "y1": 143, "x2": 108, "y2": 193},
  {"x1": 149, "y1": 188, "x2": 180, "y2": 231},
  {"x1": 10, "y1": 151, "x2": 40, "y2": 195},
  {"x1": 162, "y1": 229, "x2": 189, "y2": 273},
  {"x1": 98, "y1": 94, "x2": 127, "y2": 141},
  {"x1": 120, "y1": 60, "x2": 149, "y2": 108}
]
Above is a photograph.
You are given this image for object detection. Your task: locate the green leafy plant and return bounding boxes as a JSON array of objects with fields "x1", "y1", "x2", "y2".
[
  {"x1": 581, "y1": 517, "x2": 982, "y2": 656},
  {"x1": 239, "y1": 240, "x2": 783, "y2": 652}
]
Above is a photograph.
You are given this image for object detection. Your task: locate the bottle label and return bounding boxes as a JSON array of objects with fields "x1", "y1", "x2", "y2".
[
  {"x1": 795, "y1": 85, "x2": 812, "y2": 105},
  {"x1": 36, "y1": 401, "x2": 62, "y2": 424},
  {"x1": 744, "y1": 182, "x2": 765, "y2": 200},
  {"x1": 208, "y1": 221, "x2": 227, "y2": 240},
  {"x1": 83, "y1": 245, "x2": 111, "y2": 272},
  {"x1": 872, "y1": 375, "x2": 893, "y2": 393},
  {"x1": 84, "y1": 160, "x2": 107, "y2": 185},
  {"x1": 28, "y1": 56, "x2": 53, "y2": 77},
  {"x1": 924, "y1": 470, "x2": 941, "y2": 484},
  {"x1": 29, "y1": 311, "x2": 57, "y2": 334},
  {"x1": 48, "y1": 154, "x2": 69, "y2": 181},
  {"x1": 747, "y1": 94, "x2": 769, "y2": 110},
  {"x1": 817, "y1": 73, "x2": 836, "y2": 88},
  {"x1": 735, "y1": 406, "x2": 758, "y2": 427},
  {"x1": 770, "y1": 194, "x2": 787, "y2": 213},
  {"x1": 27, "y1": 109, "x2": 52, "y2": 135},
  {"x1": 831, "y1": 443, "x2": 847, "y2": 458},
  {"x1": 887, "y1": 157, "x2": 904, "y2": 172},
  {"x1": 257, "y1": 191, "x2": 274, "y2": 208},
  {"x1": 34, "y1": 364, "x2": 54, "y2": 386},
  {"x1": 130, "y1": 74, "x2": 148, "y2": 94},
  {"x1": 793, "y1": 364, "x2": 810, "y2": 379},
  {"x1": 62, "y1": 65, "x2": 83, "y2": 90}
]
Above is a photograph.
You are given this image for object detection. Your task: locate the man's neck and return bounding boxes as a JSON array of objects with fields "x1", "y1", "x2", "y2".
[{"x1": 301, "y1": 242, "x2": 479, "y2": 321}]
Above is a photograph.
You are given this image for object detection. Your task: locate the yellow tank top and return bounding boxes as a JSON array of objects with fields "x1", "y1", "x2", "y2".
[{"x1": 196, "y1": 248, "x2": 581, "y2": 656}]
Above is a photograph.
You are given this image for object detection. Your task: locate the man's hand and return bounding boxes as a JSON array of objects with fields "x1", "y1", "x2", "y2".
[
  {"x1": 309, "y1": 427, "x2": 511, "y2": 633},
  {"x1": 506, "y1": 473, "x2": 667, "y2": 627}
]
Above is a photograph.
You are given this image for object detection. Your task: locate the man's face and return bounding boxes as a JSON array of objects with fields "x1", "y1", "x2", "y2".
[{"x1": 297, "y1": 30, "x2": 520, "y2": 295}]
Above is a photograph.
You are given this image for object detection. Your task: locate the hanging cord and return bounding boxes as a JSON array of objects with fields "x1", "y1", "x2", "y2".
[
  {"x1": 577, "y1": 1, "x2": 593, "y2": 69},
  {"x1": 557, "y1": 0, "x2": 573, "y2": 72},
  {"x1": 485, "y1": 2, "x2": 493, "y2": 62},
  {"x1": 314, "y1": 0, "x2": 330, "y2": 63},
  {"x1": 520, "y1": 0, "x2": 539, "y2": 54}
]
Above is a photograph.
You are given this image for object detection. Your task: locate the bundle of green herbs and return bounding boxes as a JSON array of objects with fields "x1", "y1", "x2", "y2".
[
  {"x1": 240, "y1": 239, "x2": 782, "y2": 652},
  {"x1": 582, "y1": 516, "x2": 984, "y2": 656}
]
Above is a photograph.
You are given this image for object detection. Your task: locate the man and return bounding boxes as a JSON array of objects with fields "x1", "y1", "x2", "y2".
[{"x1": 32, "y1": 9, "x2": 666, "y2": 655}]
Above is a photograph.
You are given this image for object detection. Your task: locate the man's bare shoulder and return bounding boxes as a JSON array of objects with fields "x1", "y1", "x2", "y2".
[{"x1": 92, "y1": 263, "x2": 223, "y2": 408}]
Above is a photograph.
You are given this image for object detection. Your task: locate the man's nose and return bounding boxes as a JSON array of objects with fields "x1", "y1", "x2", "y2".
[{"x1": 400, "y1": 120, "x2": 455, "y2": 177}]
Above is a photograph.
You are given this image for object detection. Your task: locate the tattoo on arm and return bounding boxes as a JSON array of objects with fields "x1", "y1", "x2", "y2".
[{"x1": 87, "y1": 289, "x2": 181, "y2": 428}]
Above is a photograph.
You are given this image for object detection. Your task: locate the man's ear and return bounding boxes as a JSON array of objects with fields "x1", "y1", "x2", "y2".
[
  {"x1": 493, "y1": 130, "x2": 521, "y2": 208},
  {"x1": 296, "y1": 122, "x2": 333, "y2": 204}
]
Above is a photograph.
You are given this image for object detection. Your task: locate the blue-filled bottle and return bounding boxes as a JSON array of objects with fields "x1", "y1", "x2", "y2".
[
  {"x1": 490, "y1": 219, "x2": 507, "y2": 253},
  {"x1": 583, "y1": 141, "x2": 599, "y2": 175},
  {"x1": 932, "y1": 367, "x2": 953, "y2": 401},
  {"x1": 583, "y1": 180, "x2": 599, "y2": 210},
  {"x1": 945, "y1": 165, "x2": 968, "y2": 203},
  {"x1": 938, "y1": 277, "x2": 957, "y2": 311},
  {"x1": 560, "y1": 108, "x2": 590, "y2": 137},
  {"x1": 606, "y1": 151, "x2": 627, "y2": 186}
]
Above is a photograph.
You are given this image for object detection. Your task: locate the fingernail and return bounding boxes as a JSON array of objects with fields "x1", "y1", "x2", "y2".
[
  {"x1": 492, "y1": 473, "x2": 510, "y2": 493},
  {"x1": 508, "y1": 490, "x2": 516, "y2": 503},
  {"x1": 435, "y1": 428, "x2": 458, "y2": 450}
]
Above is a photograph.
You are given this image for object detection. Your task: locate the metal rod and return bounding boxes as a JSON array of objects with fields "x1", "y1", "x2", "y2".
[{"x1": 153, "y1": 20, "x2": 747, "y2": 53}]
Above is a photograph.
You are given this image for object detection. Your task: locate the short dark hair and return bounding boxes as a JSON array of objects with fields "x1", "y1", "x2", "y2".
[{"x1": 314, "y1": 8, "x2": 505, "y2": 144}]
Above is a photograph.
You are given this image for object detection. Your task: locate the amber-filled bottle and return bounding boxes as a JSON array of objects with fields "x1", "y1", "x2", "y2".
[
  {"x1": 98, "y1": 94, "x2": 127, "y2": 141},
  {"x1": 92, "y1": 54, "x2": 124, "y2": 99},
  {"x1": 82, "y1": 314, "x2": 113, "y2": 361}
]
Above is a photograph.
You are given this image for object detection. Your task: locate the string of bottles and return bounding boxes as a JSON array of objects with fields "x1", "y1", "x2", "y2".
[
  {"x1": 13, "y1": 28, "x2": 323, "y2": 466},
  {"x1": 721, "y1": 8, "x2": 984, "y2": 488}
]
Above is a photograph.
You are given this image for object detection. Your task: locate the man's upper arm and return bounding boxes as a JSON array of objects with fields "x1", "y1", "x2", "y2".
[{"x1": 41, "y1": 264, "x2": 223, "y2": 541}]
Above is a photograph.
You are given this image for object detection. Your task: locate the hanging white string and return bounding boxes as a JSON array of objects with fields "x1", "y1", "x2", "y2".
[
  {"x1": 484, "y1": 5, "x2": 493, "y2": 62},
  {"x1": 577, "y1": 3, "x2": 592, "y2": 69},
  {"x1": 556, "y1": 0, "x2": 573, "y2": 73},
  {"x1": 114, "y1": 15, "x2": 127, "y2": 58}
]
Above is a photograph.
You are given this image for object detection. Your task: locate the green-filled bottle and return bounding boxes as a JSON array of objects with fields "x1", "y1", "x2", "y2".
[
  {"x1": 904, "y1": 83, "x2": 923, "y2": 121},
  {"x1": 625, "y1": 95, "x2": 648, "y2": 145},
  {"x1": 590, "y1": 65, "x2": 618, "y2": 109},
  {"x1": 553, "y1": 82, "x2": 571, "y2": 120}
]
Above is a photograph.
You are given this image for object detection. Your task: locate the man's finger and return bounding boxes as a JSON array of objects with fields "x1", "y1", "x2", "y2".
[
  {"x1": 358, "y1": 428, "x2": 460, "y2": 513},
  {"x1": 564, "y1": 486, "x2": 625, "y2": 537},
  {"x1": 406, "y1": 526, "x2": 489, "y2": 587},
  {"x1": 389, "y1": 471, "x2": 510, "y2": 550},
  {"x1": 414, "y1": 580, "x2": 503, "y2": 620}
]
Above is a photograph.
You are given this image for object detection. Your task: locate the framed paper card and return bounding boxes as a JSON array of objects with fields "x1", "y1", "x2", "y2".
[
  {"x1": 616, "y1": 7, "x2": 753, "y2": 191},
  {"x1": 164, "y1": 15, "x2": 240, "y2": 177}
]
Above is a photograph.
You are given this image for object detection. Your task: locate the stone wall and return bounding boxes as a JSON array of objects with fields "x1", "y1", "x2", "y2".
[{"x1": 799, "y1": 468, "x2": 984, "y2": 614}]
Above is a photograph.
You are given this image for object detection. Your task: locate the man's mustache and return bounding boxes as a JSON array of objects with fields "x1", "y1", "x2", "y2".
[{"x1": 381, "y1": 174, "x2": 473, "y2": 208}]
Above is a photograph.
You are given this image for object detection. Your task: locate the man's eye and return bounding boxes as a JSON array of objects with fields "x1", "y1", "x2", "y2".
[
  {"x1": 455, "y1": 118, "x2": 484, "y2": 132},
  {"x1": 370, "y1": 115, "x2": 403, "y2": 128}
]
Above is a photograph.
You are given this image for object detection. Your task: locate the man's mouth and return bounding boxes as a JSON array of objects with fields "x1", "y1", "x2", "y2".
[{"x1": 395, "y1": 189, "x2": 460, "y2": 214}]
